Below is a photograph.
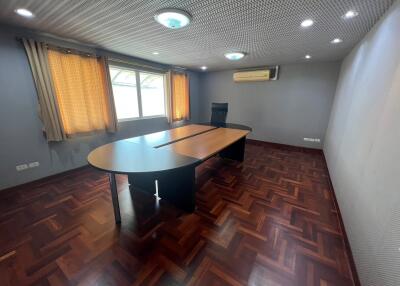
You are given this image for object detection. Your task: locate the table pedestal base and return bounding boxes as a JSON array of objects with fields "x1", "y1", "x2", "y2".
[{"x1": 128, "y1": 166, "x2": 196, "y2": 212}]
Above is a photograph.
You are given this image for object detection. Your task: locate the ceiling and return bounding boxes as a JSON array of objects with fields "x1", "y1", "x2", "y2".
[{"x1": 0, "y1": 0, "x2": 394, "y2": 71}]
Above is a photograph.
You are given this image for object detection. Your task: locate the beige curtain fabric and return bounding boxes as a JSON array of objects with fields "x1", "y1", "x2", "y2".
[
  {"x1": 165, "y1": 71, "x2": 173, "y2": 123},
  {"x1": 22, "y1": 38, "x2": 65, "y2": 141},
  {"x1": 100, "y1": 57, "x2": 118, "y2": 132}
]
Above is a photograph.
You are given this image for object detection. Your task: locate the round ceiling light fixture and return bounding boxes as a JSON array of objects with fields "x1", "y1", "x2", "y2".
[
  {"x1": 343, "y1": 10, "x2": 358, "y2": 19},
  {"x1": 15, "y1": 8, "x2": 34, "y2": 18},
  {"x1": 154, "y1": 8, "x2": 192, "y2": 29},
  {"x1": 331, "y1": 38, "x2": 343, "y2": 44},
  {"x1": 301, "y1": 19, "x2": 314, "y2": 28},
  {"x1": 201, "y1": 66, "x2": 207, "y2": 71},
  {"x1": 224, "y1": 52, "x2": 245, "y2": 61},
  {"x1": 305, "y1": 54, "x2": 312, "y2": 59}
]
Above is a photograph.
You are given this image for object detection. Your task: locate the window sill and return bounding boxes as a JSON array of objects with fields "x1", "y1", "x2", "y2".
[{"x1": 118, "y1": 115, "x2": 166, "y2": 123}]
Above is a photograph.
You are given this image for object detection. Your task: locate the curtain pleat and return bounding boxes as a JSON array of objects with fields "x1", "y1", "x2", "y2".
[
  {"x1": 100, "y1": 57, "x2": 118, "y2": 132},
  {"x1": 165, "y1": 71, "x2": 173, "y2": 123},
  {"x1": 171, "y1": 72, "x2": 190, "y2": 121},
  {"x1": 22, "y1": 38, "x2": 66, "y2": 141}
]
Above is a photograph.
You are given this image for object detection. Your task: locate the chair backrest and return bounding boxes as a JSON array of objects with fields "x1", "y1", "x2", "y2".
[{"x1": 210, "y1": 103, "x2": 228, "y2": 126}]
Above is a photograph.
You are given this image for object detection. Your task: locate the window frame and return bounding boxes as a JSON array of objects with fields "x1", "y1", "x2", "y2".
[{"x1": 108, "y1": 63, "x2": 167, "y2": 122}]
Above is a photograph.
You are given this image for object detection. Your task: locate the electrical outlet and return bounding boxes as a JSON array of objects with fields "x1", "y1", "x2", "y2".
[
  {"x1": 304, "y1": 138, "x2": 321, "y2": 143},
  {"x1": 16, "y1": 164, "x2": 28, "y2": 171},
  {"x1": 29, "y1": 162, "x2": 40, "y2": 168}
]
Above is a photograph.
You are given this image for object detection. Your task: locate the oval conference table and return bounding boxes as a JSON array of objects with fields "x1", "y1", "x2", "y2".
[{"x1": 88, "y1": 123, "x2": 251, "y2": 224}]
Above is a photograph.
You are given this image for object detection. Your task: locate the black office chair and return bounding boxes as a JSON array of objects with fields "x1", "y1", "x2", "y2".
[{"x1": 210, "y1": 103, "x2": 228, "y2": 126}]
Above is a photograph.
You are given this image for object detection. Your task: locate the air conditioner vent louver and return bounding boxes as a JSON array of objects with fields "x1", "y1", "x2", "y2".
[{"x1": 233, "y1": 66, "x2": 279, "y2": 82}]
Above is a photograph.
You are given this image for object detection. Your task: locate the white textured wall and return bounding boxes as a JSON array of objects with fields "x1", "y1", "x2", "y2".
[{"x1": 324, "y1": 1, "x2": 400, "y2": 285}]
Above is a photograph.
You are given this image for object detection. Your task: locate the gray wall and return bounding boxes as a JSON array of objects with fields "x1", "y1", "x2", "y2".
[
  {"x1": 0, "y1": 26, "x2": 201, "y2": 190},
  {"x1": 199, "y1": 62, "x2": 341, "y2": 148},
  {"x1": 324, "y1": 1, "x2": 400, "y2": 285}
]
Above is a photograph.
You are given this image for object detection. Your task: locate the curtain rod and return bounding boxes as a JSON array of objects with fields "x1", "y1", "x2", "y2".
[
  {"x1": 16, "y1": 37, "x2": 99, "y2": 58},
  {"x1": 171, "y1": 66, "x2": 187, "y2": 73},
  {"x1": 108, "y1": 57, "x2": 167, "y2": 72},
  {"x1": 16, "y1": 37, "x2": 185, "y2": 72}
]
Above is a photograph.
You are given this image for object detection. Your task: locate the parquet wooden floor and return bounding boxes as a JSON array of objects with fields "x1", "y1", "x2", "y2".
[{"x1": 0, "y1": 141, "x2": 355, "y2": 286}]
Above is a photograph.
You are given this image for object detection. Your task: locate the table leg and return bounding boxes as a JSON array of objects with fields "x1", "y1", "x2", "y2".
[
  {"x1": 129, "y1": 167, "x2": 196, "y2": 212},
  {"x1": 109, "y1": 173, "x2": 121, "y2": 224}
]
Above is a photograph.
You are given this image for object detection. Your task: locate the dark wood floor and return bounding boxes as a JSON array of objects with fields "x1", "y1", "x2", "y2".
[{"x1": 0, "y1": 141, "x2": 355, "y2": 286}]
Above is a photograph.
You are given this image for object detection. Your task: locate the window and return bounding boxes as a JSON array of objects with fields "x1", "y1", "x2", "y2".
[
  {"x1": 109, "y1": 67, "x2": 139, "y2": 120},
  {"x1": 109, "y1": 65, "x2": 166, "y2": 121},
  {"x1": 140, "y1": 72, "x2": 165, "y2": 117}
]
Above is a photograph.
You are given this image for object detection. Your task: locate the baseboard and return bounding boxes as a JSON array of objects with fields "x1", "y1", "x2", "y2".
[
  {"x1": 321, "y1": 153, "x2": 361, "y2": 286},
  {"x1": 0, "y1": 165, "x2": 90, "y2": 193},
  {"x1": 246, "y1": 138, "x2": 322, "y2": 152}
]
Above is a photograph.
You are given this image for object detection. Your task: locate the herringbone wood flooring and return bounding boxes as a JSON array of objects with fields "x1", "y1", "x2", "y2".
[{"x1": 0, "y1": 141, "x2": 355, "y2": 286}]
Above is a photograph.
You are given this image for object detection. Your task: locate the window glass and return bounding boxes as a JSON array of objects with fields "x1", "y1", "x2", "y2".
[
  {"x1": 109, "y1": 67, "x2": 139, "y2": 120},
  {"x1": 140, "y1": 72, "x2": 166, "y2": 117}
]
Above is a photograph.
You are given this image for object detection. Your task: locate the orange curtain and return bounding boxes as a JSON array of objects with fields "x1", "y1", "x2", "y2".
[
  {"x1": 47, "y1": 50, "x2": 117, "y2": 136},
  {"x1": 171, "y1": 72, "x2": 190, "y2": 121}
]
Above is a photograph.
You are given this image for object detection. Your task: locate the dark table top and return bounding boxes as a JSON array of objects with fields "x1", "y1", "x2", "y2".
[{"x1": 88, "y1": 140, "x2": 199, "y2": 175}]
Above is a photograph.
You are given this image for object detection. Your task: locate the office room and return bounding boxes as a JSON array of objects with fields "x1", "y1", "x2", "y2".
[{"x1": 0, "y1": 0, "x2": 399, "y2": 285}]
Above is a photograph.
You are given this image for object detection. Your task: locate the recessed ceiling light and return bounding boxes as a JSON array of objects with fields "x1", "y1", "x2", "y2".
[
  {"x1": 305, "y1": 54, "x2": 312, "y2": 59},
  {"x1": 224, "y1": 52, "x2": 245, "y2": 61},
  {"x1": 154, "y1": 8, "x2": 191, "y2": 29},
  {"x1": 201, "y1": 66, "x2": 207, "y2": 71},
  {"x1": 14, "y1": 8, "x2": 34, "y2": 18},
  {"x1": 301, "y1": 19, "x2": 314, "y2": 28},
  {"x1": 331, "y1": 38, "x2": 343, "y2": 44},
  {"x1": 343, "y1": 10, "x2": 358, "y2": 19},
  {"x1": 152, "y1": 52, "x2": 159, "y2": 55}
]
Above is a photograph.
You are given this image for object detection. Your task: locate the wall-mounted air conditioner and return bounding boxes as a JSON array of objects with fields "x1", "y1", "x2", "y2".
[{"x1": 233, "y1": 66, "x2": 279, "y2": 82}]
